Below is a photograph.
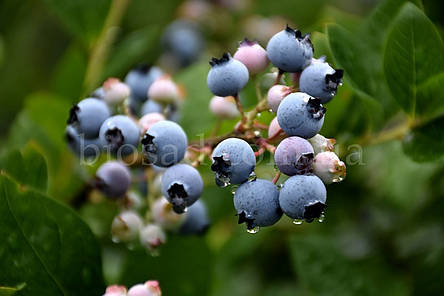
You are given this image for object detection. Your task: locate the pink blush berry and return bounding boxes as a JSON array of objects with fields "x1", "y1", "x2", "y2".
[
  {"x1": 267, "y1": 117, "x2": 286, "y2": 143},
  {"x1": 209, "y1": 96, "x2": 239, "y2": 119},
  {"x1": 104, "y1": 285, "x2": 127, "y2": 296},
  {"x1": 145, "y1": 281, "x2": 161, "y2": 295},
  {"x1": 267, "y1": 84, "x2": 292, "y2": 113},
  {"x1": 313, "y1": 151, "x2": 346, "y2": 184},
  {"x1": 103, "y1": 78, "x2": 131, "y2": 105},
  {"x1": 148, "y1": 76, "x2": 180, "y2": 104},
  {"x1": 233, "y1": 39, "x2": 269, "y2": 75},
  {"x1": 139, "y1": 112, "x2": 166, "y2": 132}
]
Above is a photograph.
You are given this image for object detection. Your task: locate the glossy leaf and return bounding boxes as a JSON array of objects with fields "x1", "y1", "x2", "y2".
[
  {"x1": 384, "y1": 3, "x2": 444, "y2": 116},
  {"x1": 0, "y1": 174, "x2": 105, "y2": 295}
]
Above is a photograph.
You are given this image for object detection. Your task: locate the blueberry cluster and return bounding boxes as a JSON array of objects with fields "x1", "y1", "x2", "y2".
[
  {"x1": 207, "y1": 25, "x2": 346, "y2": 232},
  {"x1": 65, "y1": 65, "x2": 209, "y2": 254}
]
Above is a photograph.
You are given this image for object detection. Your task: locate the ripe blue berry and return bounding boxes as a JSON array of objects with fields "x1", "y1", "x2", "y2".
[
  {"x1": 162, "y1": 20, "x2": 204, "y2": 67},
  {"x1": 279, "y1": 174, "x2": 327, "y2": 222},
  {"x1": 299, "y1": 59, "x2": 344, "y2": 103},
  {"x1": 95, "y1": 161, "x2": 131, "y2": 198},
  {"x1": 207, "y1": 53, "x2": 249, "y2": 97},
  {"x1": 67, "y1": 98, "x2": 110, "y2": 139},
  {"x1": 99, "y1": 115, "x2": 140, "y2": 156},
  {"x1": 141, "y1": 99, "x2": 164, "y2": 115},
  {"x1": 274, "y1": 136, "x2": 314, "y2": 176},
  {"x1": 179, "y1": 200, "x2": 210, "y2": 235},
  {"x1": 211, "y1": 138, "x2": 256, "y2": 186},
  {"x1": 65, "y1": 125, "x2": 103, "y2": 158},
  {"x1": 142, "y1": 120, "x2": 187, "y2": 167},
  {"x1": 90, "y1": 87, "x2": 105, "y2": 100},
  {"x1": 266, "y1": 25, "x2": 313, "y2": 72},
  {"x1": 234, "y1": 179, "x2": 282, "y2": 231},
  {"x1": 277, "y1": 92, "x2": 325, "y2": 139},
  {"x1": 124, "y1": 64, "x2": 163, "y2": 102},
  {"x1": 161, "y1": 163, "x2": 203, "y2": 214}
]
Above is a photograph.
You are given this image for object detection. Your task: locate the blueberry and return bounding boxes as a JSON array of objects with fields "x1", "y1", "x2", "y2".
[
  {"x1": 211, "y1": 138, "x2": 256, "y2": 186},
  {"x1": 102, "y1": 78, "x2": 130, "y2": 105},
  {"x1": 162, "y1": 20, "x2": 204, "y2": 67},
  {"x1": 308, "y1": 134, "x2": 336, "y2": 155},
  {"x1": 266, "y1": 25, "x2": 313, "y2": 72},
  {"x1": 95, "y1": 161, "x2": 131, "y2": 198},
  {"x1": 299, "y1": 59, "x2": 344, "y2": 103},
  {"x1": 274, "y1": 136, "x2": 314, "y2": 176},
  {"x1": 148, "y1": 76, "x2": 180, "y2": 105},
  {"x1": 179, "y1": 199, "x2": 210, "y2": 235},
  {"x1": 161, "y1": 163, "x2": 203, "y2": 213},
  {"x1": 99, "y1": 115, "x2": 140, "y2": 156},
  {"x1": 152, "y1": 196, "x2": 185, "y2": 230},
  {"x1": 139, "y1": 112, "x2": 165, "y2": 132},
  {"x1": 90, "y1": 87, "x2": 105, "y2": 100},
  {"x1": 207, "y1": 53, "x2": 249, "y2": 97},
  {"x1": 234, "y1": 179, "x2": 282, "y2": 230},
  {"x1": 111, "y1": 211, "x2": 143, "y2": 242},
  {"x1": 267, "y1": 116, "x2": 286, "y2": 143},
  {"x1": 128, "y1": 281, "x2": 161, "y2": 296},
  {"x1": 139, "y1": 224, "x2": 166, "y2": 252},
  {"x1": 65, "y1": 125, "x2": 103, "y2": 158},
  {"x1": 141, "y1": 99, "x2": 164, "y2": 115},
  {"x1": 233, "y1": 38, "x2": 269, "y2": 75},
  {"x1": 279, "y1": 174, "x2": 327, "y2": 222},
  {"x1": 313, "y1": 151, "x2": 346, "y2": 184},
  {"x1": 67, "y1": 98, "x2": 110, "y2": 139},
  {"x1": 277, "y1": 92, "x2": 325, "y2": 139},
  {"x1": 142, "y1": 120, "x2": 187, "y2": 167},
  {"x1": 124, "y1": 64, "x2": 163, "y2": 102},
  {"x1": 103, "y1": 285, "x2": 127, "y2": 296}
]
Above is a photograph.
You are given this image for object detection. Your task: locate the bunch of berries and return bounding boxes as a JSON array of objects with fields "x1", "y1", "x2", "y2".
[
  {"x1": 206, "y1": 25, "x2": 346, "y2": 232},
  {"x1": 66, "y1": 65, "x2": 209, "y2": 253}
]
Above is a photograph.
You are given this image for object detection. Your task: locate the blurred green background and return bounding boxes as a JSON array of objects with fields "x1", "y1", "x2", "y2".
[{"x1": 1, "y1": 0, "x2": 444, "y2": 295}]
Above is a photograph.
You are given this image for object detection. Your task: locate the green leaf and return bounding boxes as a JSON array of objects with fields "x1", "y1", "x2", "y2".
[
  {"x1": 383, "y1": 3, "x2": 444, "y2": 116},
  {"x1": 42, "y1": 0, "x2": 110, "y2": 44},
  {"x1": 0, "y1": 284, "x2": 24, "y2": 296},
  {"x1": 0, "y1": 148, "x2": 48, "y2": 193},
  {"x1": 0, "y1": 174, "x2": 105, "y2": 295},
  {"x1": 403, "y1": 115, "x2": 444, "y2": 162},
  {"x1": 289, "y1": 235, "x2": 410, "y2": 295}
]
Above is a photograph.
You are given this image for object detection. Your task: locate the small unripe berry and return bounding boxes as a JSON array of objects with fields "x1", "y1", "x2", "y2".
[
  {"x1": 103, "y1": 78, "x2": 131, "y2": 105},
  {"x1": 209, "y1": 96, "x2": 239, "y2": 119},
  {"x1": 103, "y1": 285, "x2": 127, "y2": 296},
  {"x1": 259, "y1": 68, "x2": 285, "y2": 90},
  {"x1": 111, "y1": 211, "x2": 143, "y2": 243},
  {"x1": 139, "y1": 112, "x2": 166, "y2": 132},
  {"x1": 233, "y1": 39, "x2": 269, "y2": 75},
  {"x1": 152, "y1": 196, "x2": 185, "y2": 230},
  {"x1": 267, "y1": 117, "x2": 286, "y2": 143},
  {"x1": 148, "y1": 76, "x2": 180, "y2": 104},
  {"x1": 128, "y1": 281, "x2": 161, "y2": 296},
  {"x1": 308, "y1": 134, "x2": 336, "y2": 155},
  {"x1": 313, "y1": 151, "x2": 346, "y2": 184},
  {"x1": 139, "y1": 224, "x2": 166, "y2": 252},
  {"x1": 267, "y1": 84, "x2": 292, "y2": 112}
]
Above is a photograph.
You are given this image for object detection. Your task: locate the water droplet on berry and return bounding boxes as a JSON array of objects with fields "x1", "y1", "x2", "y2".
[
  {"x1": 293, "y1": 219, "x2": 303, "y2": 225},
  {"x1": 269, "y1": 109, "x2": 273, "y2": 113},
  {"x1": 256, "y1": 113, "x2": 262, "y2": 118},
  {"x1": 183, "y1": 207, "x2": 188, "y2": 213},
  {"x1": 247, "y1": 226, "x2": 260, "y2": 234},
  {"x1": 111, "y1": 236, "x2": 121, "y2": 243},
  {"x1": 248, "y1": 172, "x2": 257, "y2": 181},
  {"x1": 254, "y1": 130, "x2": 261, "y2": 137},
  {"x1": 318, "y1": 213, "x2": 325, "y2": 223}
]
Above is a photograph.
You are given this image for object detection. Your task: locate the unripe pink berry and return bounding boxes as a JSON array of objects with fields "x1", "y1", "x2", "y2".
[
  {"x1": 127, "y1": 281, "x2": 161, "y2": 296},
  {"x1": 152, "y1": 196, "x2": 185, "y2": 230},
  {"x1": 209, "y1": 96, "x2": 239, "y2": 119},
  {"x1": 148, "y1": 75, "x2": 180, "y2": 104},
  {"x1": 313, "y1": 151, "x2": 346, "y2": 184},
  {"x1": 307, "y1": 134, "x2": 336, "y2": 155},
  {"x1": 111, "y1": 211, "x2": 143, "y2": 243},
  {"x1": 139, "y1": 112, "x2": 166, "y2": 132},
  {"x1": 267, "y1": 117, "x2": 286, "y2": 143},
  {"x1": 103, "y1": 285, "x2": 127, "y2": 296},
  {"x1": 103, "y1": 78, "x2": 131, "y2": 105},
  {"x1": 139, "y1": 224, "x2": 166, "y2": 252},
  {"x1": 267, "y1": 84, "x2": 292, "y2": 112},
  {"x1": 233, "y1": 39, "x2": 269, "y2": 75}
]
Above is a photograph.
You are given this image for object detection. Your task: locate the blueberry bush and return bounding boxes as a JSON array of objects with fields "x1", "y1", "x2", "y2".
[{"x1": 1, "y1": 0, "x2": 444, "y2": 295}]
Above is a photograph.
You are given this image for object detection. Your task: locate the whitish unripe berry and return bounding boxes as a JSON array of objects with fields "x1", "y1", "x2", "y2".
[
  {"x1": 148, "y1": 76, "x2": 180, "y2": 104},
  {"x1": 103, "y1": 285, "x2": 127, "y2": 296},
  {"x1": 267, "y1": 84, "x2": 292, "y2": 113},
  {"x1": 308, "y1": 134, "x2": 336, "y2": 155},
  {"x1": 103, "y1": 78, "x2": 131, "y2": 105},
  {"x1": 128, "y1": 281, "x2": 161, "y2": 296},
  {"x1": 111, "y1": 211, "x2": 143, "y2": 243},
  {"x1": 152, "y1": 196, "x2": 185, "y2": 230},
  {"x1": 209, "y1": 96, "x2": 239, "y2": 119},
  {"x1": 139, "y1": 224, "x2": 166, "y2": 252},
  {"x1": 313, "y1": 152, "x2": 346, "y2": 184},
  {"x1": 233, "y1": 39, "x2": 269, "y2": 75},
  {"x1": 139, "y1": 112, "x2": 166, "y2": 132}
]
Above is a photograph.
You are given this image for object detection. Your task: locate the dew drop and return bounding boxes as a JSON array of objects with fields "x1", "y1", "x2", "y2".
[
  {"x1": 248, "y1": 172, "x2": 257, "y2": 181},
  {"x1": 268, "y1": 109, "x2": 273, "y2": 113},
  {"x1": 254, "y1": 130, "x2": 261, "y2": 137},
  {"x1": 247, "y1": 226, "x2": 260, "y2": 234},
  {"x1": 318, "y1": 213, "x2": 325, "y2": 223},
  {"x1": 256, "y1": 113, "x2": 262, "y2": 118},
  {"x1": 111, "y1": 236, "x2": 121, "y2": 243},
  {"x1": 332, "y1": 175, "x2": 344, "y2": 183},
  {"x1": 183, "y1": 207, "x2": 188, "y2": 213},
  {"x1": 293, "y1": 219, "x2": 303, "y2": 225}
]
